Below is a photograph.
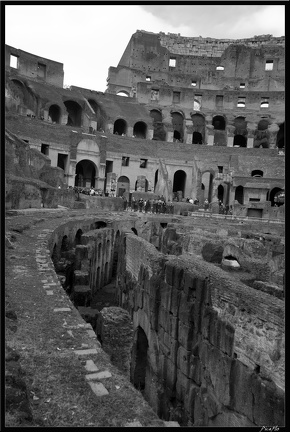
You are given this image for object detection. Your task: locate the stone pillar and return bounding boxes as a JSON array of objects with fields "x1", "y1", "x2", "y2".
[
  {"x1": 67, "y1": 159, "x2": 77, "y2": 187},
  {"x1": 268, "y1": 123, "x2": 279, "y2": 149},
  {"x1": 207, "y1": 135, "x2": 214, "y2": 146},
  {"x1": 61, "y1": 114, "x2": 68, "y2": 125},
  {"x1": 147, "y1": 129, "x2": 153, "y2": 140},
  {"x1": 167, "y1": 131, "x2": 174, "y2": 142},
  {"x1": 107, "y1": 123, "x2": 114, "y2": 134},
  {"x1": 186, "y1": 134, "x2": 192, "y2": 144},
  {"x1": 227, "y1": 137, "x2": 234, "y2": 147},
  {"x1": 127, "y1": 126, "x2": 133, "y2": 137},
  {"x1": 247, "y1": 137, "x2": 254, "y2": 148},
  {"x1": 185, "y1": 123, "x2": 193, "y2": 144}
]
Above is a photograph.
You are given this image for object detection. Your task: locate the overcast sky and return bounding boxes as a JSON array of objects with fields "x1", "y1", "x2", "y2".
[{"x1": 5, "y1": 4, "x2": 285, "y2": 92}]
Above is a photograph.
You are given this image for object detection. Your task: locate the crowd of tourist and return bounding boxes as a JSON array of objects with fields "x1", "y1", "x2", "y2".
[{"x1": 123, "y1": 195, "x2": 175, "y2": 214}]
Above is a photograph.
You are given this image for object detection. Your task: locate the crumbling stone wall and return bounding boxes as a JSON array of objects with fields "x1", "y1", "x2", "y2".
[{"x1": 117, "y1": 233, "x2": 284, "y2": 426}]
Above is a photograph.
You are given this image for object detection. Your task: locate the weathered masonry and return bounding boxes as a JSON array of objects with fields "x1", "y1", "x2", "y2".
[{"x1": 48, "y1": 215, "x2": 284, "y2": 427}]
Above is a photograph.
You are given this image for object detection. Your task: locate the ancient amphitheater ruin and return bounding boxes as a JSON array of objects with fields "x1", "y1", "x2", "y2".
[{"x1": 5, "y1": 30, "x2": 284, "y2": 427}]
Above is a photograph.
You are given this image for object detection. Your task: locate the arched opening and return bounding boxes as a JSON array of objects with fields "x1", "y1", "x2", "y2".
[
  {"x1": 254, "y1": 120, "x2": 269, "y2": 148},
  {"x1": 154, "y1": 170, "x2": 158, "y2": 189},
  {"x1": 75, "y1": 160, "x2": 97, "y2": 188},
  {"x1": 114, "y1": 119, "x2": 127, "y2": 135},
  {"x1": 11, "y1": 79, "x2": 36, "y2": 114},
  {"x1": 91, "y1": 221, "x2": 107, "y2": 230},
  {"x1": 212, "y1": 115, "x2": 226, "y2": 146},
  {"x1": 217, "y1": 185, "x2": 224, "y2": 203},
  {"x1": 233, "y1": 134, "x2": 247, "y2": 147},
  {"x1": 131, "y1": 228, "x2": 138, "y2": 235},
  {"x1": 61, "y1": 235, "x2": 69, "y2": 253},
  {"x1": 48, "y1": 104, "x2": 61, "y2": 124},
  {"x1": 192, "y1": 131, "x2": 203, "y2": 144},
  {"x1": 269, "y1": 188, "x2": 284, "y2": 207},
  {"x1": 173, "y1": 170, "x2": 186, "y2": 199},
  {"x1": 116, "y1": 91, "x2": 129, "y2": 97},
  {"x1": 117, "y1": 176, "x2": 130, "y2": 197},
  {"x1": 131, "y1": 326, "x2": 148, "y2": 392},
  {"x1": 191, "y1": 113, "x2": 205, "y2": 144},
  {"x1": 171, "y1": 112, "x2": 184, "y2": 142},
  {"x1": 251, "y1": 170, "x2": 263, "y2": 177},
  {"x1": 88, "y1": 99, "x2": 107, "y2": 131},
  {"x1": 212, "y1": 115, "x2": 225, "y2": 130},
  {"x1": 235, "y1": 186, "x2": 244, "y2": 205},
  {"x1": 75, "y1": 229, "x2": 83, "y2": 246},
  {"x1": 150, "y1": 110, "x2": 166, "y2": 141},
  {"x1": 133, "y1": 121, "x2": 147, "y2": 139},
  {"x1": 201, "y1": 172, "x2": 214, "y2": 202},
  {"x1": 64, "y1": 100, "x2": 82, "y2": 127},
  {"x1": 276, "y1": 123, "x2": 284, "y2": 149},
  {"x1": 135, "y1": 177, "x2": 148, "y2": 192}
]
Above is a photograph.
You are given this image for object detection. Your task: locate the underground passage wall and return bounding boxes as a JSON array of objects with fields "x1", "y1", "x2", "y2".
[
  {"x1": 117, "y1": 232, "x2": 284, "y2": 427},
  {"x1": 47, "y1": 216, "x2": 284, "y2": 427}
]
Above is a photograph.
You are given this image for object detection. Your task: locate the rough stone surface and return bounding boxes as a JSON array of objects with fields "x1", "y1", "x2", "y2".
[{"x1": 201, "y1": 242, "x2": 224, "y2": 263}]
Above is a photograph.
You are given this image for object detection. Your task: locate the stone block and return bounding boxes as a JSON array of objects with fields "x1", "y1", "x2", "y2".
[
  {"x1": 165, "y1": 357, "x2": 178, "y2": 391},
  {"x1": 170, "y1": 288, "x2": 181, "y2": 317},
  {"x1": 251, "y1": 374, "x2": 284, "y2": 426},
  {"x1": 184, "y1": 381, "x2": 200, "y2": 419},
  {"x1": 88, "y1": 381, "x2": 109, "y2": 396},
  {"x1": 75, "y1": 245, "x2": 88, "y2": 270},
  {"x1": 183, "y1": 273, "x2": 196, "y2": 296},
  {"x1": 178, "y1": 292, "x2": 195, "y2": 324},
  {"x1": 173, "y1": 265, "x2": 184, "y2": 290},
  {"x1": 77, "y1": 306, "x2": 100, "y2": 330},
  {"x1": 84, "y1": 360, "x2": 99, "y2": 372},
  {"x1": 201, "y1": 242, "x2": 224, "y2": 263},
  {"x1": 165, "y1": 262, "x2": 175, "y2": 285},
  {"x1": 72, "y1": 285, "x2": 92, "y2": 307},
  {"x1": 189, "y1": 355, "x2": 202, "y2": 386},
  {"x1": 74, "y1": 270, "x2": 89, "y2": 286},
  {"x1": 176, "y1": 368, "x2": 190, "y2": 402},
  {"x1": 160, "y1": 281, "x2": 172, "y2": 310},
  {"x1": 177, "y1": 346, "x2": 191, "y2": 376},
  {"x1": 85, "y1": 370, "x2": 112, "y2": 380},
  {"x1": 228, "y1": 359, "x2": 254, "y2": 422},
  {"x1": 202, "y1": 307, "x2": 218, "y2": 341},
  {"x1": 178, "y1": 321, "x2": 195, "y2": 350}
]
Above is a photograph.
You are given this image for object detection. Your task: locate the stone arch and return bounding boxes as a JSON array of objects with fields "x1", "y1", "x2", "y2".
[
  {"x1": 201, "y1": 171, "x2": 214, "y2": 202},
  {"x1": 75, "y1": 159, "x2": 98, "y2": 188},
  {"x1": 173, "y1": 170, "x2": 186, "y2": 199},
  {"x1": 117, "y1": 176, "x2": 130, "y2": 197},
  {"x1": 88, "y1": 99, "x2": 107, "y2": 131},
  {"x1": 114, "y1": 118, "x2": 127, "y2": 135},
  {"x1": 91, "y1": 221, "x2": 107, "y2": 230},
  {"x1": 64, "y1": 100, "x2": 82, "y2": 127},
  {"x1": 212, "y1": 115, "x2": 226, "y2": 146},
  {"x1": 131, "y1": 326, "x2": 149, "y2": 392},
  {"x1": 276, "y1": 123, "x2": 284, "y2": 149},
  {"x1": 10, "y1": 78, "x2": 37, "y2": 114},
  {"x1": 133, "y1": 121, "x2": 147, "y2": 139},
  {"x1": 171, "y1": 112, "x2": 184, "y2": 142},
  {"x1": 116, "y1": 90, "x2": 129, "y2": 97},
  {"x1": 150, "y1": 109, "x2": 166, "y2": 141},
  {"x1": 235, "y1": 185, "x2": 244, "y2": 205},
  {"x1": 269, "y1": 187, "x2": 284, "y2": 207},
  {"x1": 191, "y1": 113, "x2": 205, "y2": 144},
  {"x1": 76, "y1": 139, "x2": 100, "y2": 185},
  {"x1": 48, "y1": 104, "x2": 61, "y2": 124},
  {"x1": 251, "y1": 170, "x2": 263, "y2": 177}
]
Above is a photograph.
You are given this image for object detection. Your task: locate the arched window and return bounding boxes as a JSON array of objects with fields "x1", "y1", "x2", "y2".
[
  {"x1": 251, "y1": 170, "x2": 263, "y2": 177},
  {"x1": 235, "y1": 186, "x2": 244, "y2": 205},
  {"x1": 173, "y1": 170, "x2": 186, "y2": 198},
  {"x1": 114, "y1": 119, "x2": 127, "y2": 135},
  {"x1": 150, "y1": 110, "x2": 166, "y2": 141},
  {"x1": 75, "y1": 160, "x2": 97, "y2": 188},
  {"x1": 131, "y1": 326, "x2": 148, "y2": 392},
  {"x1": 117, "y1": 176, "x2": 130, "y2": 197},
  {"x1": 48, "y1": 104, "x2": 61, "y2": 124},
  {"x1": 64, "y1": 100, "x2": 82, "y2": 127},
  {"x1": 133, "y1": 121, "x2": 147, "y2": 139},
  {"x1": 116, "y1": 91, "x2": 129, "y2": 97},
  {"x1": 171, "y1": 112, "x2": 184, "y2": 142},
  {"x1": 192, "y1": 132, "x2": 203, "y2": 144},
  {"x1": 212, "y1": 115, "x2": 225, "y2": 130}
]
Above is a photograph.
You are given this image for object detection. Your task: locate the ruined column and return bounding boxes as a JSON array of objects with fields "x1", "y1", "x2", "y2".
[{"x1": 268, "y1": 123, "x2": 280, "y2": 149}]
